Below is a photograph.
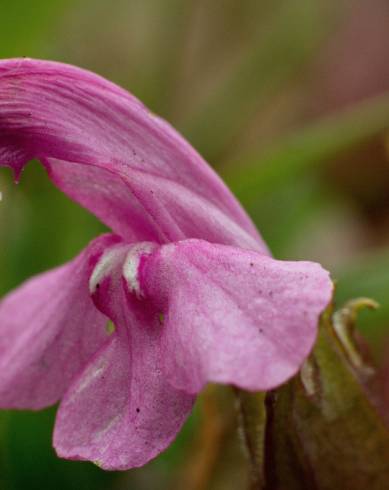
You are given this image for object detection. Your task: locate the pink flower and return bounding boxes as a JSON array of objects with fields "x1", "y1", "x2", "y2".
[{"x1": 0, "y1": 59, "x2": 332, "y2": 470}]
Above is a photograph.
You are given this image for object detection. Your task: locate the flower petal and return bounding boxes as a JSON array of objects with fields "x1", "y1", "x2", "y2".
[
  {"x1": 140, "y1": 239, "x2": 333, "y2": 393},
  {"x1": 54, "y1": 249, "x2": 194, "y2": 470},
  {"x1": 0, "y1": 58, "x2": 266, "y2": 251},
  {"x1": 0, "y1": 234, "x2": 120, "y2": 409}
]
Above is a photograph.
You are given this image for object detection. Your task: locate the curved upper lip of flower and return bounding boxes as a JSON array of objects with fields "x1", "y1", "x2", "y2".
[{"x1": 0, "y1": 57, "x2": 269, "y2": 252}]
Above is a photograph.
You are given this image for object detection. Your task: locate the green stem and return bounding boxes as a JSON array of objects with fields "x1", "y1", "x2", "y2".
[{"x1": 235, "y1": 389, "x2": 267, "y2": 489}]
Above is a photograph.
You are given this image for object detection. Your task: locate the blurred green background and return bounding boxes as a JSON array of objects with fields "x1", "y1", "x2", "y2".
[{"x1": 1, "y1": 0, "x2": 389, "y2": 488}]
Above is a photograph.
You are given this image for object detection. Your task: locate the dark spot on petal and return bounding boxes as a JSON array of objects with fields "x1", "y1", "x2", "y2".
[
  {"x1": 250, "y1": 262, "x2": 254, "y2": 267},
  {"x1": 136, "y1": 408, "x2": 140, "y2": 413},
  {"x1": 96, "y1": 283, "x2": 100, "y2": 289}
]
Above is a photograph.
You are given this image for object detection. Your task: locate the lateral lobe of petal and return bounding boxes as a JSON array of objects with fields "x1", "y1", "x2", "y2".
[
  {"x1": 141, "y1": 239, "x2": 333, "y2": 393},
  {"x1": 54, "y1": 247, "x2": 194, "y2": 470},
  {"x1": 0, "y1": 58, "x2": 268, "y2": 252},
  {"x1": 0, "y1": 234, "x2": 120, "y2": 409}
]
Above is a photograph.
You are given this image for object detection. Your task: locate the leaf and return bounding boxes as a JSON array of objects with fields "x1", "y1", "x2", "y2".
[
  {"x1": 265, "y1": 306, "x2": 389, "y2": 489},
  {"x1": 335, "y1": 250, "x2": 389, "y2": 344}
]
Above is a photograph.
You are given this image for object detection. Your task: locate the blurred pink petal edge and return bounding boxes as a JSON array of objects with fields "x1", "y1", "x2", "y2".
[{"x1": 0, "y1": 58, "x2": 333, "y2": 470}]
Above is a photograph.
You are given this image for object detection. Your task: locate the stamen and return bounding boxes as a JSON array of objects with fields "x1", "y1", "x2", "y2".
[
  {"x1": 89, "y1": 246, "x2": 127, "y2": 294},
  {"x1": 122, "y1": 242, "x2": 156, "y2": 298}
]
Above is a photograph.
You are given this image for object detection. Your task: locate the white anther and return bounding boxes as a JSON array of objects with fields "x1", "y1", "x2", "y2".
[
  {"x1": 89, "y1": 246, "x2": 126, "y2": 294},
  {"x1": 122, "y1": 242, "x2": 156, "y2": 298}
]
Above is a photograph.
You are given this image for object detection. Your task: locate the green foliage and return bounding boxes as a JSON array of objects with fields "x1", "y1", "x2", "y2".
[
  {"x1": 0, "y1": 0, "x2": 73, "y2": 58},
  {"x1": 182, "y1": 0, "x2": 339, "y2": 160},
  {"x1": 225, "y1": 93, "x2": 389, "y2": 204},
  {"x1": 237, "y1": 304, "x2": 389, "y2": 489},
  {"x1": 0, "y1": 409, "x2": 115, "y2": 490},
  {"x1": 335, "y1": 250, "x2": 389, "y2": 348}
]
